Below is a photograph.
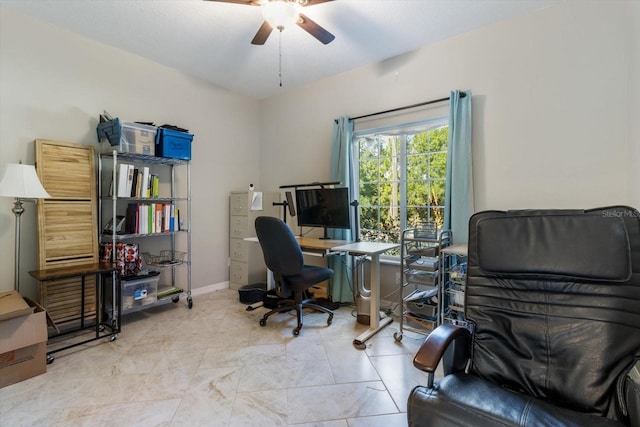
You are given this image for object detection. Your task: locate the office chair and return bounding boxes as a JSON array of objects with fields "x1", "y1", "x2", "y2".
[
  {"x1": 408, "y1": 206, "x2": 640, "y2": 427},
  {"x1": 254, "y1": 216, "x2": 334, "y2": 336}
]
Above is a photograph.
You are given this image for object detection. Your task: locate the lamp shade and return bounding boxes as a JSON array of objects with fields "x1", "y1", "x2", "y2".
[{"x1": 0, "y1": 163, "x2": 51, "y2": 199}]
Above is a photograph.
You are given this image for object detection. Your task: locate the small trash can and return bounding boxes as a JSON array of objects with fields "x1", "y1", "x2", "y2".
[{"x1": 238, "y1": 283, "x2": 267, "y2": 304}]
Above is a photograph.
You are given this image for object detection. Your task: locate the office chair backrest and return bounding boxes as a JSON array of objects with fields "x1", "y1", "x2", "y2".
[
  {"x1": 466, "y1": 206, "x2": 640, "y2": 420},
  {"x1": 255, "y1": 215, "x2": 304, "y2": 276}
]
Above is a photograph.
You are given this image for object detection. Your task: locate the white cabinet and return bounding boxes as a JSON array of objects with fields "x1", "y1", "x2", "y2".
[{"x1": 229, "y1": 191, "x2": 280, "y2": 290}]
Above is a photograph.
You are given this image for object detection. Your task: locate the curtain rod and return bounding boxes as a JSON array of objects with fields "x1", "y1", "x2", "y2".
[
  {"x1": 279, "y1": 181, "x2": 340, "y2": 189},
  {"x1": 340, "y1": 92, "x2": 466, "y2": 123}
]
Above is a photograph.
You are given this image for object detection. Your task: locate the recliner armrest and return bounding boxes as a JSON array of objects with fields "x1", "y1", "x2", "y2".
[
  {"x1": 626, "y1": 361, "x2": 640, "y2": 427},
  {"x1": 413, "y1": 324, "x2": 471, "y2": 387}
]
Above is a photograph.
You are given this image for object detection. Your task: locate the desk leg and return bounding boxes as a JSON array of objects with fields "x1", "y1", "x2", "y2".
[
  {"x1": 80, "y1": 274, "x2": 86, "y2": 330},
  {"x1": 113, "y1": 270, "x2": 121, "y2": 334},
  {"x1": 370, "y1": 253, "x2": 380, "y2": 330},
  {"x1": 95, "y1": 273, "x2": 100, "y2": 338},
  {"x1": 353, "y1": 254, "x2": 393, "y2": 349}
]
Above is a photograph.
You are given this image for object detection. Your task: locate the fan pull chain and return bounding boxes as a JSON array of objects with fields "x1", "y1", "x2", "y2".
[{"x1": 278, "y1": 29, "x2": 283, "y2": 87}]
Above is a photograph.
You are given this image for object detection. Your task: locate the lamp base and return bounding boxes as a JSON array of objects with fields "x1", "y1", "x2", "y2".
[{"x1": 11, "y1": 198, "x2": 25, "y2": 293}]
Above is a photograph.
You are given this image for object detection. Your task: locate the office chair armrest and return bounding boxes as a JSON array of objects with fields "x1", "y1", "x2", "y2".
[
  {"x1": 413, "y1": 324, "x2": 471, "y2": 387},
  {"x1": 625, "y1": 360, "x2": 640, "y2": 427}
]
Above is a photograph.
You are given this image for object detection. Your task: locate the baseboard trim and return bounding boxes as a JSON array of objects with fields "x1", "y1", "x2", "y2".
[{"x1": 190, "y1": 281, "x2": 229, "y2": 296}]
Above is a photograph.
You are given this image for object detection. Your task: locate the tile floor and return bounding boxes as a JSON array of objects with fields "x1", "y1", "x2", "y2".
[{"x1": 1, "y1": 288, "x2": 440, "y2": 426}]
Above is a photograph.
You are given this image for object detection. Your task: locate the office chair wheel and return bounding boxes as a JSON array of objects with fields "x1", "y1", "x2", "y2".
[
  {"x1": 293, "y1": 325, "x2": 302, "y2": 336},
  {"x1": 259, "y1": 318, "x2": 267, "y2": 327},
  {"x1": 327, "y1": 313, "x2": 334, "y2": 326}
]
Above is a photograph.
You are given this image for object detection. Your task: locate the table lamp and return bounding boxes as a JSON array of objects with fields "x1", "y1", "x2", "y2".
[{"x1": 0, "y1": 162, "x2": 51, "y2": 293}]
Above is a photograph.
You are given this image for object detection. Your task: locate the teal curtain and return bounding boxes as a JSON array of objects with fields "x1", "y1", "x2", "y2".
[
  {"x1": 444, "y1": 90, "x2": 474, "y2": 244},
  {"x1": 327, "y1": 116, "x2": 354, "y2": 303}
]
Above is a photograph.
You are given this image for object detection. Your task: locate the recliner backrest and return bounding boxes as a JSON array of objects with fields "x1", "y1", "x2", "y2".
[{"x1": 465, "y1": 206, "x2": 640, "y2": 419}]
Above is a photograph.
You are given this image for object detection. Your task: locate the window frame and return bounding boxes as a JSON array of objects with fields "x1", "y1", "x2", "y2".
[{"x1": 351, "y1": 116, "x2": 449, "y2": 248}]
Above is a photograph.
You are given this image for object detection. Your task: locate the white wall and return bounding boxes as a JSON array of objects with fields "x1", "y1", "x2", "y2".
[
  {"x1": 630, "y1": 0, "x2": 640, "y2": 207},
  {"x1": 1, "y1": 1, "x2": 637, "y2": 302},
  {"x1": 259, "y1": 1, "x2": 639, "y2": 299},
  {"x1": 0, "y1": 7, "x2": 262, "y2": 297},
  {"x1": 260, "y1": 1, "x2": 637, "y2": 211}
]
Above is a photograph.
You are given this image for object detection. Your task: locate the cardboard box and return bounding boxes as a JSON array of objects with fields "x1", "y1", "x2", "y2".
[{"x1": 0, "y1": 291, "x2": 47, "y2": 388}]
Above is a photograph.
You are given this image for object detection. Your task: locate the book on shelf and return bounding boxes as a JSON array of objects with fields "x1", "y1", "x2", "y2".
[
  {"x1": 125, "y1": 203, "x2": 138, "y2": 234},
  {"x1": 121, "y1": 202, "x2": 176, "y2": 234},
  {"x1": 134, "y1": 169, "x2": 142, "y2": 198},
  {"x1": 151, "y1": 174, "x2": 159, "y2": 198},
  {"x1": 141, "y1": 167, "x2": 150, "y2": 198},
  {"x1": 157, "y1": 287, "x2": 183, "y2": 299},
  {"x1": 142, "y1": 204, "x2": 149, "y2": 234},
  {"x1": 125, "y1": 164, "x2": 134, "y2": 196},
  {"x1": 117, "y1": 163, "x2": 130, "y2": 197},
  {"x1": 130, "y1": 168, "x2": 139, "y2": 197},
  {"x1": 155, "y1": 203, "x2": 163, "y2": 233},
  {"x1": 163, "y1": 204, "x2": 171, "y2": 232},
  {"x1": 148, "y1": 203, "x2": 154, "y2": 233}
]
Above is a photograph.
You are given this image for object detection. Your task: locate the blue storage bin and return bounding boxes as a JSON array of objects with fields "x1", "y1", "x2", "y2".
[{"x1": 155, "y1": 128, "x2": 193, "y2": 160}]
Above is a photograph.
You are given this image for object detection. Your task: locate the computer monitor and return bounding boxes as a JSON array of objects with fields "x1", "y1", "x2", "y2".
[{"x1": 295, "y1": 187, "x2": 351, "y2": 237}]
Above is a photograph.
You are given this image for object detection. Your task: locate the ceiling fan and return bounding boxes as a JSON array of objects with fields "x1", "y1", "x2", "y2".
[{"x1": 204, "y1": 0, "x2": 335, "y2": 45}]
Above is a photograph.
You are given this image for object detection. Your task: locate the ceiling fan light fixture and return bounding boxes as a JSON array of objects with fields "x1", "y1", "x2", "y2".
[{"x1": 262, "y1": 0, "x2": 300, "y2": 31}]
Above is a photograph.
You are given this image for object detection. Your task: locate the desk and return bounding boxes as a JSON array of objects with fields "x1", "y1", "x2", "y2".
[
  {"x1": 246, "y1": 236, "x2": 397, "y2": 347},
  {"x1": 244, "y1": 236, "x2": 349, "y2": 256},
  {"x1": 29, "y1": 262, "x2": 120, "y2": 363},
  {"x1": 297, "y1": 237, "x2": 350, "y2": 255},
  {"x1": 331, "y1": 242, "x2": 399, "y2": 349}
]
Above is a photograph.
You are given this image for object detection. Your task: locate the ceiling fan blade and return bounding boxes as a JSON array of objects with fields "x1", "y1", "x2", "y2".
[
  {"x1": 297, "y1": 13, "x2": 335, "y2": 44},
  {"x1": 302, "y1": 0, "x2": 335, "y2": 5},
  {"x1": 202, "y1": 0, "x2": 261, "y2": 5},
  {"x1": 251, "y1": 21, "x2": 273, "y2": 45}
]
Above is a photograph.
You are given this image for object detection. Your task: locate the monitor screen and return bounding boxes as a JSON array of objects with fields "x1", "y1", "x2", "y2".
[{"x1": 295, "y1": 187, "x2": 351, "y2": 230}]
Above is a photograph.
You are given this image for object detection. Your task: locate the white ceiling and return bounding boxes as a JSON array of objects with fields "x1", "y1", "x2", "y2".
[{"x1": 1, "y1": 0, "x2": 562, "y2": 99}]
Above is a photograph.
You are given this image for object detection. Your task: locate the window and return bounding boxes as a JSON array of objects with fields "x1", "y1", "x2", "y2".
[{"x1": 352, "y1": 117, "x2": 448, "y2": 244}]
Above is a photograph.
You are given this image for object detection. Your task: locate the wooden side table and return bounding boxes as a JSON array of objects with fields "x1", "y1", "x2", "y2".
[{"x1": 29, "y1": 262, "x2": 120, "y2": 364}]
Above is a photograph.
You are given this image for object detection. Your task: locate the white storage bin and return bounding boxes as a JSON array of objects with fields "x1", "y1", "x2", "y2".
[
  {"x1": 121, "y1": 276, "x2": 159, "y2": 311},
  {"x1": 97, "y1": 119, "x2": 157, "y2": 156}
]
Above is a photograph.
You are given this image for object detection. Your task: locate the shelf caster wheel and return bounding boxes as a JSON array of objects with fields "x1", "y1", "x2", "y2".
[
  {"x1": 259, "y1": 318, "x2": 267, "y2": 327},
  {"x1": 327, "y1": 313, "x2": 334, "y2": 326},
  {"x1": 293, "y1": 326, "x2": 301, "y2": 336},
  {"x1": 172, "y1": 296, "x2": 180, "y2": 303},
  {"x1": 99, "y1": 325, "x2": 105, "y2": 332},
  {"x1": 394, "y1": 331, "x2": 403, "y2": 342},
  {"x1": 110, "y1": 334, "x2": 117, "y2": 342},
  {"x1": 188, "y1": 297, "x2": 193, "y2": 309},
  {"x1": 46, "y1": 354, "x2": 55, "y2": 365}
]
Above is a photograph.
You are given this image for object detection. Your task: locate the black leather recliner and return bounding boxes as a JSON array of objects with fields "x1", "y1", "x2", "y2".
[{"x1": 408, "y1": 206, "x2": 640, "y2": 427}]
